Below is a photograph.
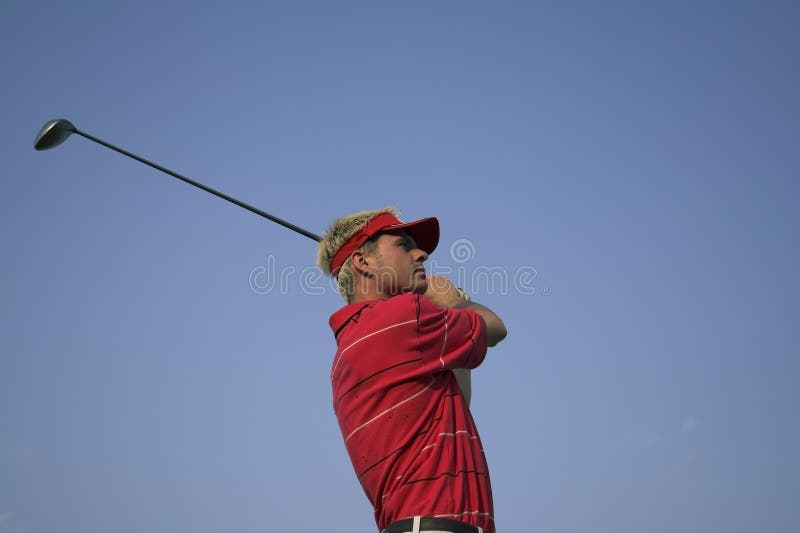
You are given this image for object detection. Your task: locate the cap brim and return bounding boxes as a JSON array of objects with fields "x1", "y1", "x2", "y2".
[{"x1": 384, "y1": 217, "x2": 439, "y2": 255}]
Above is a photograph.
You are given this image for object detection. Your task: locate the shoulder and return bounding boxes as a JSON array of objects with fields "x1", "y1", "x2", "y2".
[
  {"x1": 371, "y1": 293, "x2": 422, "y2": 323},
  {"x1": 330, "y1": 294, "x2": 421, "y2": 338},
  {"x1": 381, "y1": 293, "x2": 454, "y2": 325},
  {"x1": 354, "y1": 294, "x2": 449, "y2": 337}
]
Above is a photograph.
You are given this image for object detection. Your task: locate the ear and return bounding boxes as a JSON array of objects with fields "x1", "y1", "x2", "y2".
[{"x1": 350, "y1": 250, "x2": 373, "y2": 277}]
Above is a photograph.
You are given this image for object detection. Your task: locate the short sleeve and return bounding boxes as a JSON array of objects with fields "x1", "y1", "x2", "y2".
[{"x1": 415, "y1": 294, "x2": 488, "y2": 371}]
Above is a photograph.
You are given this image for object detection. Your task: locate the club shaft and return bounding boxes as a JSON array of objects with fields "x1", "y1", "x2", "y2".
[{"x1": 73, "y1": 128, "x2": 322, "y2": 242}]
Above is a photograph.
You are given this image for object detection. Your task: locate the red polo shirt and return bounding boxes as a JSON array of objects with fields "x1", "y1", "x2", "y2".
[{"x1": 329, "y1": 293, "x2": 494, "y2": 532}]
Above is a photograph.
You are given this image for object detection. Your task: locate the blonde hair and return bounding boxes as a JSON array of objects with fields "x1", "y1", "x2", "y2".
[{"x1": 317, "y1": 207, "x2": 400, "y2": 302}]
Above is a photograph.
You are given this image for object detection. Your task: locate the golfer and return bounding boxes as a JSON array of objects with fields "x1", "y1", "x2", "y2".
[{"x1": 318, "y1": 208, "x2": 507, "y2": 533}]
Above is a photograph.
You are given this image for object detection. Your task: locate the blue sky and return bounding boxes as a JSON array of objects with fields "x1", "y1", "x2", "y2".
[{"x1": 1, "y1": 2, "x2": 798, "y2": 532}]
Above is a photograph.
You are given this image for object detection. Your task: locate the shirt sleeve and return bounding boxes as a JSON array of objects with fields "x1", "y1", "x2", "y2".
[{"x1": 415, "y1": 294, "x2": 488, "y2": 371}]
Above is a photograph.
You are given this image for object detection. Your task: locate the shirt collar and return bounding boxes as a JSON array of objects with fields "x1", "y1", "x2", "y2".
[{"x1": 329, "y1": 301, "x2": 374, "y2": 338}]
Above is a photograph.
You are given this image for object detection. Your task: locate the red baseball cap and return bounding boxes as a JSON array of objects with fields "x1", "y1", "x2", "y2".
[{"x1": 330, "y1": 212, "x2": 439, "y2": 277}]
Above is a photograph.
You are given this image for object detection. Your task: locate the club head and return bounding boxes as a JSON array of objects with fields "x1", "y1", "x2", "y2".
[{"x1": 34, "y1": 119, "x2": 77, "y2": 150}]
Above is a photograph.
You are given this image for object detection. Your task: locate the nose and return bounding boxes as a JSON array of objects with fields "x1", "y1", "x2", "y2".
[{"x1": 414, "y1": 248, "x2": 428, "y2": 262}]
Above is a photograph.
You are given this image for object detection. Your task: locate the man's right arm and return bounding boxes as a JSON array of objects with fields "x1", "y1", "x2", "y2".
[
  {"x1": 456, "y1": 299, "x2": 507, "y2": 347},
  {"x1": 424, "y1": 276, "x2": 507, "y2": 347}
]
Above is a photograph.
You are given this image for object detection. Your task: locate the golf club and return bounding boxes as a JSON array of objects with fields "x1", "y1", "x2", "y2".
[{"x1": 34, "y1": 118, "x2": 322, "y2": 242}]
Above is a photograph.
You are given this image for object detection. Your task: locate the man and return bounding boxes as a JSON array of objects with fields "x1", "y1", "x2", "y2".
[{"x1": 317, "y1": 207, "x2": 507, "y2": 533}]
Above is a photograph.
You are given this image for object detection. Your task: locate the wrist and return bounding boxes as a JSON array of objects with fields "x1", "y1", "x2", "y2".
[
  {"x1": 452, "y1": 287, "x2": 472, "y2": 308},
  {"x1": 456, "y1": 287, "x2": 470, "y2": 303}
]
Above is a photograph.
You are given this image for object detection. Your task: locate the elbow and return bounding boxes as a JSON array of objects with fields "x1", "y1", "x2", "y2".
[{"x1": 486, "y1": 321, "x2": 508, "y2": 347}]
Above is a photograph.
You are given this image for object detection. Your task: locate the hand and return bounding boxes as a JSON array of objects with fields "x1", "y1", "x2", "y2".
[{"x1": 424, "y1": 276, "x2": 467, "y2": 308}]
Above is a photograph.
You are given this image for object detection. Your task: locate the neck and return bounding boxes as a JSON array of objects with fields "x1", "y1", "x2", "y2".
[{"x1": 350, "y1": 288, "x2": 388, "y2": 304}]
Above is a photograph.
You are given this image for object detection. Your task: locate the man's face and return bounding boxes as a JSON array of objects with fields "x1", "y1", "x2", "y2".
[{"x1": 369, "y1": 230, "x2": 429, "y2": 296}]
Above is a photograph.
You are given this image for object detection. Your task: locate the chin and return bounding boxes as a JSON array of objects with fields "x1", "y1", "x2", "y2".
[{"x1": 411, "y1": 279, "x2": 428, "y2": 294}]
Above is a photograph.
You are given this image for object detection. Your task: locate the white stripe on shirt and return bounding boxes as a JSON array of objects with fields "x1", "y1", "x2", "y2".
[
  {"x1": 437, "y1": 309, "x2": 449, "y2": 368},
  {"x1": 331, "y1": 319, "x2": 416, "y2": 378},
  {"x1": 345, "y1": 377, "x2": 436, "y2": 442}
]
